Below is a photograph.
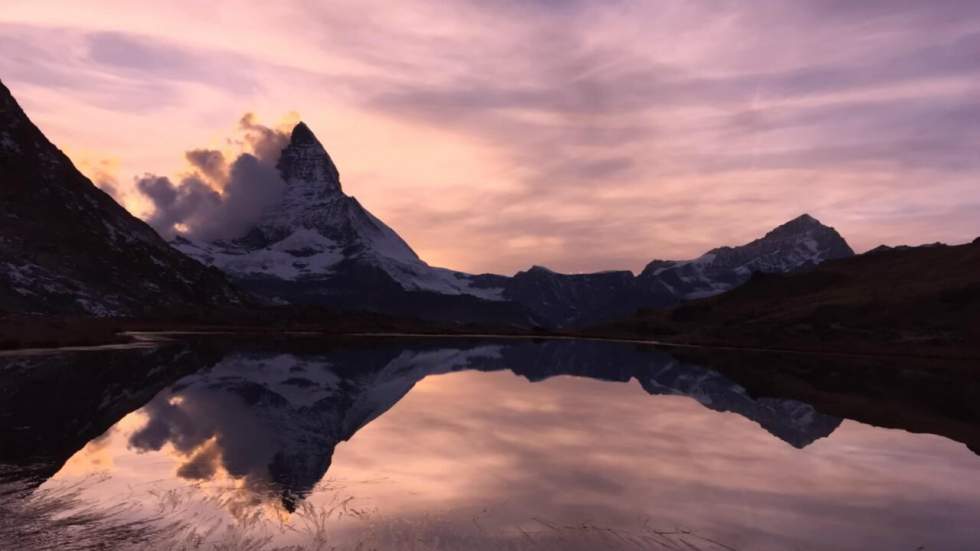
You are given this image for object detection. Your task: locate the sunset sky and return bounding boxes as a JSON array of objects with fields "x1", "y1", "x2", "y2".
[{"x1": 2, "y1": 1, "x2": 979, "y2": 275}]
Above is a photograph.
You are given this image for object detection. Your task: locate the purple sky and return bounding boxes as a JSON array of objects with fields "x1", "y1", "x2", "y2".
[{"x1": 2, "y1": 1, "x2": 979, "y2": 274}]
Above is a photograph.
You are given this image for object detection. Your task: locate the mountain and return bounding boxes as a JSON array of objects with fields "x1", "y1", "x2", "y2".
[
  {"x1": 596, "y1": 239, "x2": 980, "y2": 357},
  {"x1": 0, "y1": 80, "x2": 245, "y2": 317},
  {"x1": 174, "y1": 119, "x2": 854, "y2": 327},
  {"x1": 469, "y1": 267, "x2": 672, "y2": 328},
  {"x1": 481, "y1": 214, "x2": 854, "y2": 327},
  {"x1": 173, "y1": 122, "x2": 534, "y2": 326},
  {"x1": 637, "y1": 214, "x2": 854, "y2": 300}
]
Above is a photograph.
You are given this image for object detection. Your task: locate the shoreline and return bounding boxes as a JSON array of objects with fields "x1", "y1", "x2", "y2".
[{"x1": 0, "y1": 323, "x2": 976, "y2": 362}]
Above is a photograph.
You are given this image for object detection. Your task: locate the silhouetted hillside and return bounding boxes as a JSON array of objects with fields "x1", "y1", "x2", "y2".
[{"x1": 594, "y1": 239, "x2": 980, "y2": 358}]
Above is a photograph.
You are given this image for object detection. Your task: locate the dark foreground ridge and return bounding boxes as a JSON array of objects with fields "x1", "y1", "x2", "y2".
[{"x1": 0, "y1": 80, "x2": 247, "y2": 317}]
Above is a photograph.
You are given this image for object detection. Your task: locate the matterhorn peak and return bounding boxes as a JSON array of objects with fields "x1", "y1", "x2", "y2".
[
  {"x1": 289, "y1": 121, "x2": 318, "y2": 144},
  {"x1": 276, "y1": 121, "x2": 342, "y2": 193}
]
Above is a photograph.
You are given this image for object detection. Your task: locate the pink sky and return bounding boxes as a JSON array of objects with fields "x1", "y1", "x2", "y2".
[{"x1": 2, "y1": 1, "x2": 979, "y2": 274}]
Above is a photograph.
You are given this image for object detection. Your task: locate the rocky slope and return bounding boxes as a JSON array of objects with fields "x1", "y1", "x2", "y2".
[{"x1": 0, "y1": 80, "x2": 245, "y2": 317}]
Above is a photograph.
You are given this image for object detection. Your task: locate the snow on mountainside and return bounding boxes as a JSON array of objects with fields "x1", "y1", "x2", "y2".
[
  {"x1": 638, "y1": 214, "x2": 855, "y2": 300},
  {"x1": 173, "y1": 122, "x2": 502, "y2": 302}
]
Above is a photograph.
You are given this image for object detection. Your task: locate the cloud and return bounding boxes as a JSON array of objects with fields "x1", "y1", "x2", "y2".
[
  {"x1": 136, "y1": 114, "x2": 290, "y2": 240},
  {"x1": 136, "y1": 174, "x2": 221, "y2": 239},
  {"x1": 238, "y1": 113, "x2": 292, "y2": 164},
  {"x1": 129, "y1": 380, "x2": 285, "y2": 489},
  {"x1": 204, "y1": 153, "x2": 286, "y2": 238},
  {"x1": 185, "y1": 149, "x2": 226, "y2": 182},
  {"x1": 0, "y1": 23, "x2": 263, "y2": 113},
  {"x1": 176, "y1": 440, "x2": 221, "y2": 480}
]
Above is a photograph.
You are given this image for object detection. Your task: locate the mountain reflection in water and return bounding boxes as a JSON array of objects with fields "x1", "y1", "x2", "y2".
[
  {"x1": 125, "y1": 342, "x2": 841, "y2": 511},
  {"x1": 1, "y1": 337, "x2": 979, "y2": 550}
]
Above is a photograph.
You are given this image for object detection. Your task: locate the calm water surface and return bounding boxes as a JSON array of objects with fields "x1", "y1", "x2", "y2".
[{"x1": 1, "y1": 338, "x2": 978, "y2": 550}]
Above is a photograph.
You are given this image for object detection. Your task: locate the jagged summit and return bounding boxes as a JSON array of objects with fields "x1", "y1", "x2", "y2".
[
  {"x1": 765, "y1": 213, "x2": 834, "y2": 239},
  {"x1": 276, "y1": 121, "x2": 342, "y2": 193},
  {"x1": 755, "y1": 213, "x2": 854, "y2": 256}
]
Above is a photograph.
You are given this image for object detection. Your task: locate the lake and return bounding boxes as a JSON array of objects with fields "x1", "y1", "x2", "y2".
[{"x1": 1, "y1": 336, "x2": 978, "y2": 550}]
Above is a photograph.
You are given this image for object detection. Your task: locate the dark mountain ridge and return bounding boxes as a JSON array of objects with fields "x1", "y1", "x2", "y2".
[{"x1": 0, "y1": 80, "x2": 246, "y2": 317}]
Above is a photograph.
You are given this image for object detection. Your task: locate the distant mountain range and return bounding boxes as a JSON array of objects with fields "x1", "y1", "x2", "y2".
[{"x1": 171, "y1": 120, "x2": 854, "y2": 327}]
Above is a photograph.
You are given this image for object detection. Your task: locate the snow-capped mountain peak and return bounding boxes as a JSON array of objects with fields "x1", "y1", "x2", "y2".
[
  {"x1": 638, "y1": 213, "x2": 854, "y2": 300},
  {"x1": 276, "y1": 121, "x2": 342, "y2": 193},
  {"x1": 173, "y1": 122, "x2": 503, "y2": 305}
]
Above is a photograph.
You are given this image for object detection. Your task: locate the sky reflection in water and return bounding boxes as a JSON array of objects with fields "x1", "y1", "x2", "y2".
[{"x1": 33, "y1": 341, "x2": 980, "y2": 550}]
